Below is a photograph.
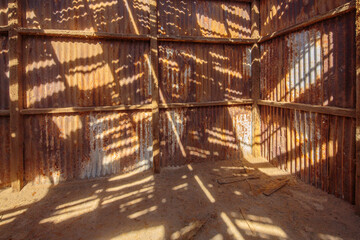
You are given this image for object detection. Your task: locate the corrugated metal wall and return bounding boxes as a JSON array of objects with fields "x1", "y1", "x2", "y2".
[
  {"x1": 24, "y1": 112, "x2": 152, "y2": 184},
  {"x1": 23, "y1": 0, "x2": 151, "y2": 34},
  {"x1": 160, "y1": 106, "x2": 252, "y2": 167},
  {"x1": 157, "y1": 0, "x2": 253, "y2": 166},
  {"x1": 259, "y1": 1, "x2": 356, "y2": 203},
  {"x1": 260, "y1": 106, "x2": 356, "y2": 202},
  {"x1": 158, "y1": 0, "x2": 251, "y2": 38},
  {"x1": 159, "y1": 42, "x2": 251, "y2": 103},
  {"x1": 260, "y1": 13, "x2": 356, "y2": 108},
  {"x1": 0, "y1": 0, "x2": 254, "y2": 185},
  {"x1": 260, "y1": 0, "x2": 351, "y2": 36},
  {"x1": 23, "y1": 37, "x2": 152, "y2": 108}
]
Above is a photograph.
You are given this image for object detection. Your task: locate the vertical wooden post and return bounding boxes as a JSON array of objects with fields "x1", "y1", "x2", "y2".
[
  {"x1": 8, "y1": 0, "x2": 23, "y2": 191},
  {"x1": 355, "y1": 0, "x2": 360, "y2": 214},
  {"x1": 251, "y1": 0, "x2": 261, "y2": 157},
  {"x1": 150, "y1": 0, "x2": 160, "y2": 173}
]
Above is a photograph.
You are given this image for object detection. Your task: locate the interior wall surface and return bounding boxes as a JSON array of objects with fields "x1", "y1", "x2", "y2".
[
  {"x1": 0, "y1": 0, "x2": 254, "y2": 185},
  {"x1": 259, "y1": 0, "x2": 357, "y2": 203}
]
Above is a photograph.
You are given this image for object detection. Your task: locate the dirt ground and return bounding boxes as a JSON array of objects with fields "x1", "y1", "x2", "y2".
[{"x1": 1, "y1": 156, "x2": 360, "y2": 240}]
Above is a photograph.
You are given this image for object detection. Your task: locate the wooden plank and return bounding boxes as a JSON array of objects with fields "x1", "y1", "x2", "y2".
[
  {"x1": 0, "y1": 26, "x2": 10, "y2": 33},
  {"x1": 0, "y1": 110, "x2": 10, "y2": 116},
  {"x1": 263, "y1": 179, "x2": 289, "y2": 196},
  {"x1": 17, "y1": 28, "x2": 151, "y2": 41},
  {"x1": 159, "y1": 99, "x2": 254, "y2": 109},
  {"x1": 19, "y1": 100, "x2": 254, "y2": 115},
  {"x1": 251, "y1": 0, "x2": 261, "y2": 157},
  {"x1": 259, "y1": 1, "x2": 356, "y2": 43},
  {"x1": 20, "y1": 104, "x2": 153, "y2": 115},
  {"x1": 257, "y1": 100, "x2": 356, "y2": 118},
  {"x1": 217, "y1": 175, "x2": 259, "y2": 185},
  {"x1": 158, "y1": 35, "x2": 256, "y2": 45},
  {"x1": 8, "y1": 0, "x2": 23, "y2": 192},
  {"x1": 355, "y1": 0, "x2": 360, "y2": 215},
  {"x1": 150, "y1": 0, "x2": 160, "y2": 174}
]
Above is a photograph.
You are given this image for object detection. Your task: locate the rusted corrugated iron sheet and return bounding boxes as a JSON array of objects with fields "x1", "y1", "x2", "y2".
[
  {"x1": 260, "y1": 0, "x2": 351, "y2": 36},
  {"x1": 158, "y1": 0, "x2": 251, "y2": 38},
  {"x1": 260, "y1": 13, "x2": 356, "y2": 108},
  {"x1": 159, "y1": 42, "x2": 251, "y2": 103},
  {"x1": 0, "y1": 0, "x2": 7, "y2": 27},
  {"x1": 0, "y1": 34, "x2": 8, "y2": 110},
  {"x1": 24, "y1": 37, "x2": 151, "y2": 108},
  {"x1": 260, "y1": 105, "x2": 356, "y2": 203},
  {"x1": 24, "y1": 111, "x2": 152, "y2": 184},
  {"x1": 23, "y1": 0, "x2": 150, "y2": 34},
  {"x1": 160, "y1": 106, "x2": 252, "y2": 167},
  {"x1": 0, "y1": 117, "x2": 10, "y2": 187}
]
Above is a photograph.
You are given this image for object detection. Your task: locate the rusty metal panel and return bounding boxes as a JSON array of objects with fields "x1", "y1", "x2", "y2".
[
  {"x1": 0, "y1": 117, "x2": 10, "y2": 187},
  {"x1": 23, "y1": 37, "x2": 151, "y2": 108},
  {"x1": 23, "y1": 0, "x2": 150, "y2": 34},
  {"x1": 160, "y1": 106, "x2": 252, "y2": 167},
  {"x1": 159, "y1": 42, "x2": 251, "y2": 103},
  {"x1": 260, "y1": 105, "x2": 356, "y2": 203},
  {"x1": 24, "y1": 111, "x2": 152, "y2": 184},
  {"x1": 158, "y1": 0, "x2": 251, "y2": 38},
  {"x1": 260, "y1": 13, "x2": 356, "y2": 108},
  {"x1": 0, "y1": 34, "x2": 8, "y2": 110},
  {"x1": 260, "y1": 0, "x2": 352, "y2": 36},
  {"x1": 0, "y1": 0, "x2": 7, "y2": 27}
]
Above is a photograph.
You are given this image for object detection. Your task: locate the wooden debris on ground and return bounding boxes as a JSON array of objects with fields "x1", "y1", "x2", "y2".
[
  {"x1": 217, "y1": 174, "x2": 260, "y2": 185},
  {"x1": 261, "y1": 178, "x2": 290, "y2": 196},
  {"x1": 170, "y1": 214, "x2": 215, "y2": 240}
]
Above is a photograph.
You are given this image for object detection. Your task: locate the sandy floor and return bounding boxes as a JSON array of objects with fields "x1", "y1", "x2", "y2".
[{"x1": 0, "y1": 156, "x2": 360, "y2": 240}]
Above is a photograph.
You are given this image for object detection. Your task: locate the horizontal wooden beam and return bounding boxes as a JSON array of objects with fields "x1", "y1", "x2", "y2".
[
  {"x1": 158, "y1": 35, "x2": 257, "y2": 45},
  {"x1": 0, "y1": 110, "x2": 10, "y2": 116},
  {"x1": 0, "y1": 26, "x2": 10, "y2": 33},
  {"x1": 257, "y1": 100, "x2": 356, "y2": 118},
  {"x1": 19, "y1": 100, "x2": 254, "y2": 115},
  {"x1": 20, "y1": 104, "x2": 154, "y2": 115},
  {"x1": 17, "y1": 28, "x2": 151, "y2": 41},
  {"x1": 258, "y1": 1, "x2": 356, "y2": 43},
  {"x1": 159, "y1": 99, "x2": 254, "y2": 109}
]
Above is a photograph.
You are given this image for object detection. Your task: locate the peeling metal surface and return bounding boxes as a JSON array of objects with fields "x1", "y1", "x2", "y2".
[
  {"x1": 0, "y1": 34, "x2": 8, "y2": 110},
  {"x1": 24, "y1": 111, "x2": 153, "y2": 184},
  {"x1": 260, "y1": 13, "x2": 356, "y2": 108},
  {"x1": 160, "y1": 106, "x2": 252, "y2": 167},
  {"x1": 159, "y1": 42, "x2": 251, "y2": 103},
  {"x1": 260, "y1": 0, "x2": 352, "y2": 36},
  {"x1": 260, "y1": 105, "x2": 356, "y2": 204},
  {"x1": 23, "y1": 0, "x2": 151, "y2": 34},
  {"x1": 24, "y1": 37, "x2": 151, "y2": 108},
  {"x1": 158, "y1": 0, "x2": 251, "y2": 38},
  {"x1": 0, "y1": 117, "x2": 10, "y2": 187}
]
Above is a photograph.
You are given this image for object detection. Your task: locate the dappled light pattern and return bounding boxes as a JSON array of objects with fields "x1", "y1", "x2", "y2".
[
  {"x1": 259, "y1": 7, "x2": 356, "y2": 204},
  {"x1": 260, "y1": 14, "x2": 355, "y2": 108},
  {"x1": 1, "y1": 159, "x2": 360, "y2": 239},
  {"x1": 24, "y1": 37, "x2": 151, "y2": 108},
  {"x1": 160, "y1": 106, "x2": 252, "y2": 167},
  {"x1": 260, "y1": 0, "x2": 351, "y2": 36},
  {"x1": 24, "y1": 112, "x2": 152, "y2": 184},
  {"x1": 24, "y1": 0, "x2": 151, "y2": 34},
  {"x1": 158, "y1": 0, "x2": 251, "y2": 38},
  {"x1": 260, "y1": 106, "x2": 356, "y2": 203},
  {"x1": 159, "y1": 42, "x2": 251, "y2": 103}
]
